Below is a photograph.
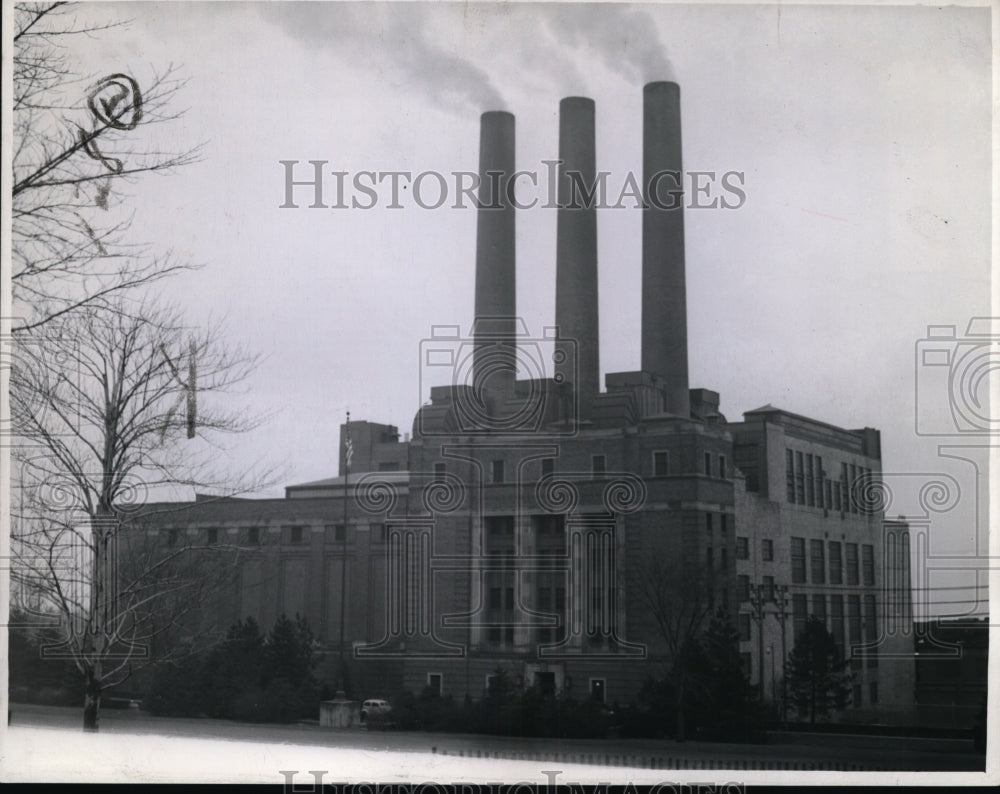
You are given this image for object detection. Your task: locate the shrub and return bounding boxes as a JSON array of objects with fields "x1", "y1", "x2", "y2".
[
  {"x1": 229, "y1": 687, "x2": 269, "y2": 722},
  {"x1": 145, "y1": 614, "x2": 321, "y2": 724},
  {"x1": 389, "y1": 690, "x2": 421, "y2": 730},
  {"x1": 146, "y1": 656, "x2": 207, "y2": 717}
]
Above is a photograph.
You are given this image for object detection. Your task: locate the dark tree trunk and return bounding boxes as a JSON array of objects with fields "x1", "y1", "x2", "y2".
[
  {"x1": 675, "y1": 666, "x2": 687, "y2": 742},
  {"x1": 810, "y1": 672, "x2": 816, "y2": 724},
  {"x1": 83, "y1": 672, "x2": 102, "y2": 732}
]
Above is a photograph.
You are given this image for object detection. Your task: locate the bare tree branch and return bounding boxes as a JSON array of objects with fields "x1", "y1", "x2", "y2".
[
  {"x1": 11, "y1": 3, "x2": 204, "y2": 332},
  {"x1": 633, "y1": 546, "x2": 716, "y2": 742},
  {"x1": 9, "y1": 298, "x2": 278, "y2": 731}
]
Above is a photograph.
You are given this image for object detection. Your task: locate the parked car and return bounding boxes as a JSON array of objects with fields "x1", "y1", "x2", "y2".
[{"x1": 360, "y1": 698, "x2": 391, "y2": 724}]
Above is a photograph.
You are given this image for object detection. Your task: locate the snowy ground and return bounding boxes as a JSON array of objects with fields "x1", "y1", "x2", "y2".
[{"x1": 0, "y1": 704, "x2": 989, "y2": 785}]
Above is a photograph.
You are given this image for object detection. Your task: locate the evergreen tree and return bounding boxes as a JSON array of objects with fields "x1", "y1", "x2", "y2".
[
  {"x1": 696, "y1": 609, "x2": 763, "y2": 740},
  {"x1": 260, "y1": 613, "x2": 319, "y2": 721},
  {"x1": 201, "y1": 617, "x2": 265, "y2": 718},
  {"x1": 7, "y1": 610, "x2": 80, "y2": 705},
  {"x1": 785, "y1": 616, "x2": 852, "y2": 723},
  {"x1": 262, "y1": 614, "x2": 317, "y2": 688}
]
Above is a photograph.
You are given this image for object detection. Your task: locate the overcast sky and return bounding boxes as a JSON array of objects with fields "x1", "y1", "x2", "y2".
[{"x1": 19, "y1": 0, "x2": 995, "y2": 618}]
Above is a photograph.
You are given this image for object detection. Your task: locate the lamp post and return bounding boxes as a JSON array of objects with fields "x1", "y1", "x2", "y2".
[
  {"x1": 954, "y1": 639, "x2": 965, "y2": 730},
  {"x1": 768, "y1": 643, "x2": 776, "y2": 705},
  {"x1": 338, "y1": 411, "x2": 351, "y2": 699},
  {"x1": 748, "y1": 584, "x2": 767, "y2": 699},
  {"x1": 773, "y1": 584, "x2": 790, "y2": 726}
]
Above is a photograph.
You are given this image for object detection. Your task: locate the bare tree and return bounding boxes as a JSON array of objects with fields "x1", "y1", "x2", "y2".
[
  {"x1": 633, "y1": 546, "x2": 716, "y2": 742},
  {"x1": 9, "y1": 298, "x2": 272, "y2": 730},
  {"x1": 12, "y1": 2, "x2": 203, "y2": 333}
]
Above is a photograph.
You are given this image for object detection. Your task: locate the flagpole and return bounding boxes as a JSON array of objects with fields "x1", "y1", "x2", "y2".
[{"x1": 339, "y1": 410, "x2": 350, "y2": 698}]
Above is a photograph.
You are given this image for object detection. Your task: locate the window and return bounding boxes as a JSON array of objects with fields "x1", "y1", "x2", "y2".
[
  {"x1": 489, "y1": 587, "x2": 501, "y2": 609},
  {"x1": 718, "y1": 455, "x2": 727, "y2": 478},
  {"x1": 378, "y1": 461, "x2": 400, "y2": 472},
  {"x1": 762, "y1": 538, "x2": 774, "y2": 561},
  {"x1": 206, "y1": 527, "x2": 219, "y2": 545},
  {"x1": 862, "y1": 544, "x2": 875, "y2": 586},
  {"x1": 848, "y1": 595, "x2": 861, "y2": 645},
  {"x1": 705, "y1": 513, "x2": 713, "y2": 535},
  {"x1": 795, "y1": 451, "x2": 805, "y2": 504},
  {"x1": 289, "y1": 526, "x2": 303, "y2": 545},
  {"x1": 849, "y1": 464, "x2": 859, "y2": 513},
  {"x1": 829, "y1": 541, "x2": 843, "y2": 585},
  {"x1": 333, "y1": 524, "x2": 346, "y2": 543},
  {"x1": 824, "y1": 479, "x2": 833, "y2": 510},
  {"x1": 538, "y1": 586, "x2": 551, "y2": 608},
  {"x1": 486, "y1": 516, "x2": 514, "y2": 539},
  {"x1": 815, "y1": 456, "x2": 825, "y2": 507},
  {"x1": 810, "y1": 539, "x2": 825, "y2": 584},
  {"x1": 791, "y1": 537, "x2": 806, "y2": 583},
  {"x1": 653, "y1": 450, "x2": 669, "y2": 476},
  {"x1": 762, "y1": 575, "x2": 775, "y2": 602},
  {"x1": 792, "y1": 594, "x2": 807, "y2": 641},
  {"x1": 812, "y1": 594, "x2": 826, "y2": 625},
  {"x1": 869, "y1": 682, "x2": 878, "y2": 704},
  {"x1": 491, "y1": 459, "x2": 505, "y2": 484},
  {"x1": 434, "y1": 462, "x2": 446, "y2": 484},
  {"x1": 736, "y1": 536, "x2": 749, "y2": 560},
  {"x1": 805, "y1": 453, "x2": 815, "y2": 506},
  {"x1": 488, "y1": 627, "x2": 501, "y2": 644},
  {"x1": 427, "y1": 673, "x2": 442, "y2": 697},
  {"x1": 505, "y1": 587, "x2": 515, "y2": 610},
  {"x1": 591, "y1": 454, "x2": 606, "y2": 479},
  {"x1": 864, "y1": 594, "x2": 878, "y2": 666},
  {"x1": 536, "y1": 671, "x2": 556, "y2": 695},
  {"x1": 738, "y1": 612, "x2": 751, "y2": 641},
  {"x1": 840, "y1": 463, "x2": 850, "y2": 512},
  {"x1": 786, "y1": 449, "x2": 796, "y2": 503},
  {"x1": 720, "y1": 547, "x2": 728, "y2": 571},
  {"x1": 737, "y1": 574, "x2": 750, "y2": 603},
  {"x1": 555, "y1": 587, "x2": 566, "y2": 611},
  {"x1": 834, "y1": 481, "x2": 843, "y2": 511},
  {"x1": 830, "y1": 595, "x2": 845, "y2": 659},
  {"x1": 590, "y1": 678, "x2": 606, "y2": 703},
  {"x1": 246, "y1": 526, "x2": 260, "y2": 546},
  {"x1": 505, "y1": 626, "x2": 514, "y2": 646},
  {"x1": 704, "y1": 451, "x2": 712, "y2": 476},
  {"x1": 165, "y1": 529, "x2": 178, "y2": 547},
  {"x1": 706, "y1": 546, "x2": 714, "y2": 569},
  {"x1": 541, "y1": 457, "x2": 554, "y2": 477},
  {"x1": 372, "y1": 523, "x2": 387, "y2": 543},
  {"x1": 846, "y1": 543, "x2": 859, "y2": 585},
  {"x1": 853, "y1": 684, "x2": 862, "y2": 707},
  {"x1": 720, "y1": 514, "x2": 728, "y2": 535}
]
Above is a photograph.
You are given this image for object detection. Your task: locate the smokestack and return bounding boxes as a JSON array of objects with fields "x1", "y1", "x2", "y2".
[
  {"x1": 641, "y1": 81, "x2": 689, "y2": 417},
  {"x1": 555, "y1": 97, "x2": 599, "y2": 420},
  {"x1": 473, "y1": 111, "x2": 517, "y2": 400}
]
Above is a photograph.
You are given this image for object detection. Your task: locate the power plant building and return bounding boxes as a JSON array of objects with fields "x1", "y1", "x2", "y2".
[{"x1": 136, "y1": 82, "x2": 915, "y2": 721}]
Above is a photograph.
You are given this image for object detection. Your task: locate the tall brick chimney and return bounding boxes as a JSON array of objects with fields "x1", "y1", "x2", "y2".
[
  {"x1": 642, "y1": 81, "x2": 689, "y2": 418},
  {"x1": 473, "y1": 111, "x2": 517, "y2": 402},
  {"x1": 555, "y1": 97, "x2": 599, "y2": 420}
]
